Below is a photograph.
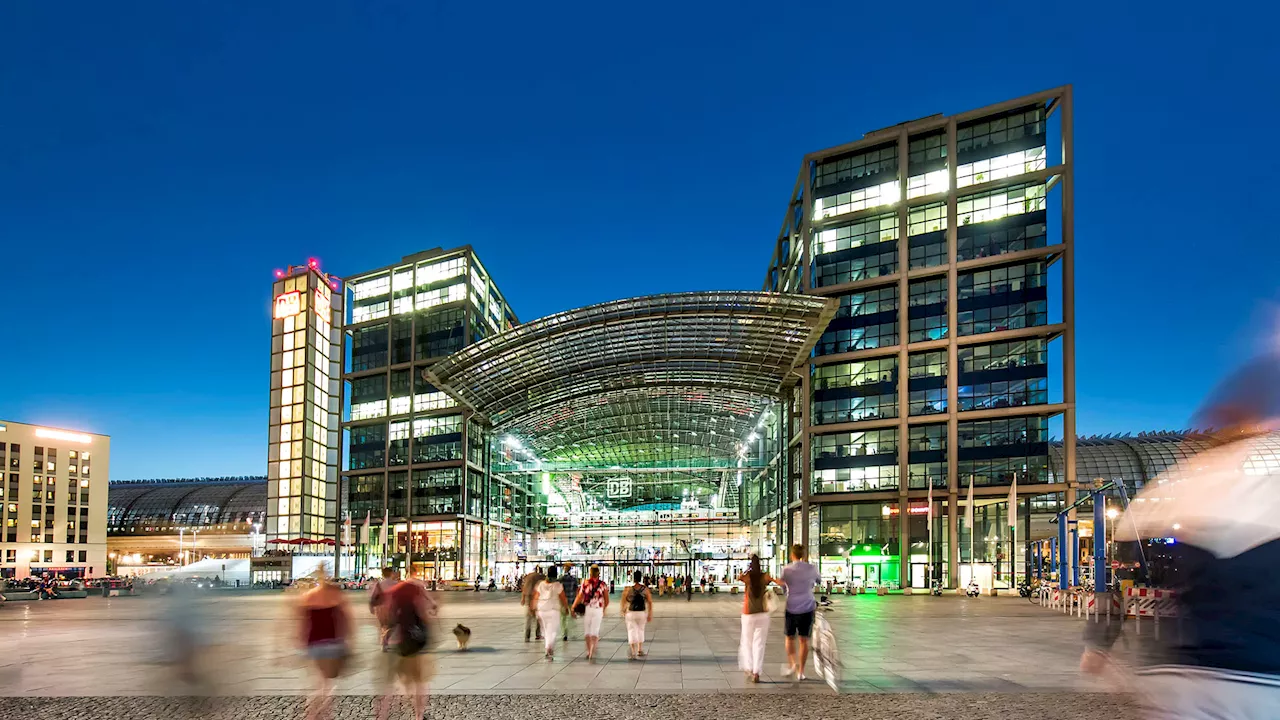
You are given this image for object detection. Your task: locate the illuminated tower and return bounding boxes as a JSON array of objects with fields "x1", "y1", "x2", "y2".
[{"x1": 266, "y1": 260, "x2": 344, "y2": 548}]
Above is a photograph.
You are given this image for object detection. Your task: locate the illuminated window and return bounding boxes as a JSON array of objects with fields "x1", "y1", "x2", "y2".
[
  {"x1": 417, "y1": 257, "x2": 466, "y2": 287},
  {"x1": 813, "y1": 180, "x2": 901, "y2": 220},
  {"x1": 813, "y1": 213, "x2": 899, "y2": 287},
  {"x1": 811, "y1": 358, "x2": 898, "y2": 424},
  {"x1": 352, "y1": 275, "x2": 390, "y2": 301},
  {"x1": 957, "y1": 183, "x2": 1045, "y2": 226},
  {"x1": 414, "y1": 282, "x2": 466, "y2": 312},
  {"x1": 908, "y1": 278, "x2": 948, "y2": 342},
  {"x1": 957, "y1": 146, "x2": 1046, "y2": 188}
]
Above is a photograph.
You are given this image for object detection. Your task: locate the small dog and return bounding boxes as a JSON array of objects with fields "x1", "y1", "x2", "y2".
[{"x1": 452, "y1": 623, "x2": 472, "y2": 651}]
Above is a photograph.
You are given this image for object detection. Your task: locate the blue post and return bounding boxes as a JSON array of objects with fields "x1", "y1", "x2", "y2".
[
  {"x1": 1093, "y1": 491, "x2": 1106, "y2": 593},
  {"x1": 1070, "y1": 525, "x2": 1080, "y2": 587},
  {"x1": 1057, "y1": 518, "x2": 1068, "y2": 590},
  {"x1": 1035, "y1": 541, "x2": 1043, "y2": 580}
]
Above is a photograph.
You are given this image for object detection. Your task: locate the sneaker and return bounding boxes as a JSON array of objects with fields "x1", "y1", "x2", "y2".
[{"x1": 781, "y1": 664, "x2": 796, "y2": 678}]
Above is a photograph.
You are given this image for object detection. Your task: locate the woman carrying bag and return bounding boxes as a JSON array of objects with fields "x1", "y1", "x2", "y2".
[
  {"x1": 572, "y1": 565, "x2": 610, "y2": 661},
  {"x1": 736, "y1": 554, "x2": 773, "y2": 683}
]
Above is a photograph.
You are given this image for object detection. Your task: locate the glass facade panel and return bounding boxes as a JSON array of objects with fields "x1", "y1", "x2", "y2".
[
  {"x1": 815, "y1": 286, "x2": 898, "y2": 355},
  {"x1": 907, "y1": 424, "x2": 947, "y2": 489},
  {"x1": 812, "y1": 429, "x2": 899, "y2": 493},
  {"x1": 813, "y1": 213, "x2": 899, "y2": 288},
  {"x1": 957, "y1": 339, "x2": 1048, "y2": 411},
  {"x1": 907, "y1": 278, "x2": 947, "y2": 343},
  {"x1": 811, "y1": 357, "x2": 898, "y2": 425},
  {"x1": 958, "y1": 417, "x2": 1049, "y2": 486},
  {"x1": 957, "y1": 261, "x2": 1047, "y2": 336}
]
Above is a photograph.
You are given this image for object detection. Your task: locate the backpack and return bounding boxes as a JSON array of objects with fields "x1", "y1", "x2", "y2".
[
  {"x1": 393, "y1": 588, "x2": 429, "y2": 656},
  {"x1": 628, "y1": 583, "x2": 647, "y2": 612}
]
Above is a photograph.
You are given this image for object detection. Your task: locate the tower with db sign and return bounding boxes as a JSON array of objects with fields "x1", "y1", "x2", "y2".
[{"x1": 264, "y1": 259, "x2": 344, "y2": 563}]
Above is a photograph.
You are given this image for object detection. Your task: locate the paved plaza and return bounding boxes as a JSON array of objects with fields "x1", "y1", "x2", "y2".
[{"x1": 0, "y1": 590, "x2": 1137, "y2": 698}]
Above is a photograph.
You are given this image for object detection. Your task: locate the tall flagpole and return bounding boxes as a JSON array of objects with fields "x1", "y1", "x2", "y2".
[
  {"x1": 926, "y1": 483, "x2": 934, "y2": 590},
  {"x1": 1009, "y1": 472, "x2": 1018, "y2": 588},
  {"x1": 966, "y1": 475, "x2": 975, "y2": 588}
]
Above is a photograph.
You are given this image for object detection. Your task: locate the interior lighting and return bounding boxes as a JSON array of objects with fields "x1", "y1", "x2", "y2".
[
  {"x1": 1172, "y1": 523, "x2": 1181, "y2": 531},
  {"x1": 1106, "y1": 508, "x2": 1120, "y2": 520}
]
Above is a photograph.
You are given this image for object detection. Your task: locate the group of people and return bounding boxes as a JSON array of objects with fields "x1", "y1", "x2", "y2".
[
  {"x1": 736, "y1": 544, "x2": 821, "y2": 683},
  {"x1": 295, "y1": 567, "x2": 435, "y2": 720},
  {"x1": 519, "y1": 565, "x2": 653, "y2": 661}
]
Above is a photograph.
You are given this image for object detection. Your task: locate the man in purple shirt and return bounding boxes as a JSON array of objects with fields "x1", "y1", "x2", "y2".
[{"x1": 778, "y1": 544, "x2": 820, "y2": 682}]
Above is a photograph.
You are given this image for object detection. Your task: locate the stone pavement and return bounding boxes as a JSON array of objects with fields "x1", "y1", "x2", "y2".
[
  {"x1": 0, "y1": 694, "x2": 1140, "y2": 719},
  {"x1": 0, "y1": 591, "x2": 1132, "y2": 696}
]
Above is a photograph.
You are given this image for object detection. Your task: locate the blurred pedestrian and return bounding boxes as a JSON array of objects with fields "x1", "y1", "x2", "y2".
[
  {"x1": 369, "y1": 567, "x2": 402, "y2": 651},
  {"x1": 535, "y1": 566, "x2": 568, "y2": 660},
  {"x1": 298, "y1": 575, "x2": 351, "y2": 720},
  {"x1": 1081, "y1": 356, "x2": 1280, "y2": 718},
  {"x1": 622, "y1": 570, "x2": 652, "y2": 660},
  {"x1": 778, "y1": 544, "x2": 820, "y2": 682},
  {"x1": 521, "y1": 565, "x2": 545, "y2": 642},
  {"x1": 376, "y1": 579, "x2": 436, "y2": 720},
  {"x1": 737, "y1": 554, "x2": 773, "y2": 683},
  {"x1": 559, "y1": 565, "x2": 579, "y2": 643},
  {"x1": 573, "y1": 565, "x2": 609, "y2": 661}
]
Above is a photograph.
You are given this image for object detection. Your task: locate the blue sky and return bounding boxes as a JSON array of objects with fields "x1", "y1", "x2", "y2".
[{"x1": 2, "y1": 2, "x2": 1275, "y2": 479}]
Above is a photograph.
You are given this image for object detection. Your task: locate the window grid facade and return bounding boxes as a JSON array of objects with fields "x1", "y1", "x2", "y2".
[
  {"x1": 770, "y1": 87, "x2": 1075, "y2": 590},
  {"x1": 340, "y1": 248, "x2": 523, "y2": 582}
]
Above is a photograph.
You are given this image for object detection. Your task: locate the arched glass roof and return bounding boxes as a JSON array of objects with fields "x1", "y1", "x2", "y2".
[
  {"x1": 428, "y1": 292, "x2": 836, "y2": 471},
  {"x1": 107, "y1": 478, "x2": 267, "y2": 533}
]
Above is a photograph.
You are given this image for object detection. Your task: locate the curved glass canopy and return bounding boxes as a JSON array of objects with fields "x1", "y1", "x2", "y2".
[{"x1": 428, "y1": 292, "x2": 836, "y2": 473}]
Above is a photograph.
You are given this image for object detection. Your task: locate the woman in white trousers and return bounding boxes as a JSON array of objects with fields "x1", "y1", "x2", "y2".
[
  {"x1": 534, "y1": 566, "x2": 568, "y2": 660},
  {"x1": 622, "y1": 570, "x2": 653, "y2": 660},
  {"x1": 573, "y1": 565, "x2": 610, "y2": 661},
  {"x1": 737, "y1": 554, "x2": 773, "y2": 682}
]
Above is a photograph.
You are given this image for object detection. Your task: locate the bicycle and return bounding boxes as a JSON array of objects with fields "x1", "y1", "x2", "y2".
[{"x1": 810, "y1": 601, "x2": 842, "y2": 692}]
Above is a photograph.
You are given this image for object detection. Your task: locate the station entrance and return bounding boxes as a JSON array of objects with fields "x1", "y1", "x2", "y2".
[{"x1": 426, "y1": 293, "x2": 837, "y2": 578}]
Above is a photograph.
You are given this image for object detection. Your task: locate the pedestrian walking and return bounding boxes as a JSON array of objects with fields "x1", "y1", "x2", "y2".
[
  {"x1": 573, "y1": 565, "x2": 610, "y2": 661},
  {"x1": 535, "y1": 566, "x2": 568, "y2": 660},
  {"x1": 520, "y1": 566, "x2": 545, "y2": 642},
  {"x1": 622, "y1": 570, "x2": 653, "y2": 660},
  {"x1": 369, "y1": 567, "x2": 402, "y2": 651},
  {"x1": 737, "y1": 555, "x2": 773, "y2": 683},
  {"x1": 777, "y1": 544, "x2": 820, "y2": 682},
  {"x1": 298, "y1": 575, "x2": 351, "y2": 720},
  {"x1": 375, "y1": 579, "x2": 436, "y2": 720},
  {"x1": 559, "y1": 565, "x2": 579, "y2": 642}
]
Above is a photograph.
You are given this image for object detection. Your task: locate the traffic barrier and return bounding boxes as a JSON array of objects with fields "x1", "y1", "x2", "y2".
[
  {"x1": 1082, "y1": 591, "x2": 1123, "y2": 620},
  {"x1": 1125, "y1": 586, "x2": 1178, "y2": 637}
]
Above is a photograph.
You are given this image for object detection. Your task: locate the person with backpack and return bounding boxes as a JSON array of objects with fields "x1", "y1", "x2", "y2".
[
  {"x1": 534, "y1": 566, "x2": 568, "y2": 660},
  {"x1": 621, "y1": 571, "x2": 653, "y2": 660},
  {"x1": 375, "y1": 579, "x2": 436, "y2": 720}
]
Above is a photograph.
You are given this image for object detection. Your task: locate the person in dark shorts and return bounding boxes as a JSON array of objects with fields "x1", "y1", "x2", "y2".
[{"x1": 778, "y1": 544, "x2": 820, "y2": 682}]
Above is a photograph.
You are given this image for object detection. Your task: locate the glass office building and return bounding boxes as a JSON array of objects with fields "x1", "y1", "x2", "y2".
[
  {"x1": 761, "y1": 86, "x2": 1076, "y2": 588},
  {"x1": 264, "y1": 262, "x2": 343, "y2": 546},
  {"x1": 340, "y1": 247, "x2": 524, "y2": 581}
]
